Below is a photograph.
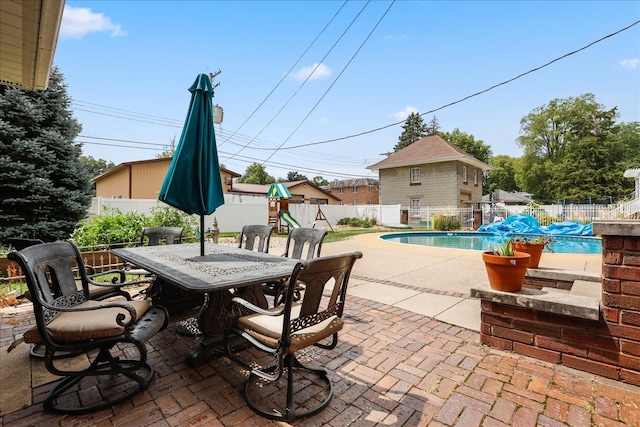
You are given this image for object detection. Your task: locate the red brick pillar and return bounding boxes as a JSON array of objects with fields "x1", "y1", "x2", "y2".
[{"x1": 593, "y1": 220, "x2": 640, "y2": 385}]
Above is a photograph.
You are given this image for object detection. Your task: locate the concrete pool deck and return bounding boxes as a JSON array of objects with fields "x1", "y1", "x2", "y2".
[{"x1": 321, "y1": 232, "x2": 602, "y2": 331}]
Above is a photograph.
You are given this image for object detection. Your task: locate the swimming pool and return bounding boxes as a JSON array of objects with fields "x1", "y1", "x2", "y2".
[{"x1": 380, "y1": 232, "x2": 602, "y2": 255}]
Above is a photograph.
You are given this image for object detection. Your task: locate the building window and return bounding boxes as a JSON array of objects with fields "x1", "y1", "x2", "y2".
[
  {"x1": 411, "y1": 167, "x2": 421, "y2": 184},
  {"x1": 339, "y1": 201, "x2": 344, "y2": 205},
  {"x1": 339, "y1": 187, "x2": 344, "y2": 194},
  {"x1": 368, "y1": 185, "x2": 374, "y2": 192},
  {"x1": 462, "y1": 165, "x2": 468, "y2": 184},
  {"x1": 352, "y1": 186, "x2": 358, "y2": 193},
  {"x1": 474, "y1": 169, "x2": 478, "y2": 186},
  {"x1": 352, "y1": 201, "x2": 357, "y2": 206},
  {"x1": 410, "y1": 198, "x2": 420, "y2": 217},
  {"x1": 367, "y1": 201, "x2": 373, "y2": 205}
]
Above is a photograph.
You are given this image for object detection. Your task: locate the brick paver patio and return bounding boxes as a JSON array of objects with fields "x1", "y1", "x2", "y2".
[{"x1": 2, "y1": 287, "x2": 640, "y2": 427}]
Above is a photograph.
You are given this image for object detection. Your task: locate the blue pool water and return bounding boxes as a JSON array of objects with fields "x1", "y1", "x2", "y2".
[{"x1": 380, "y1": 232, "x2": 602, "y2": 255}]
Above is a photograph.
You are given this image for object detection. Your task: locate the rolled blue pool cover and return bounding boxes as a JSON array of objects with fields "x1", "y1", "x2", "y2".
[{"x1": 477, "y1": 214, "x2": 593, "y2": 236}]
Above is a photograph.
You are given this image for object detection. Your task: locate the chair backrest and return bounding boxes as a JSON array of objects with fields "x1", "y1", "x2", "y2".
[
  {"x1": 8, "y1": 242, "x2": 91, "y2": 326},
  {"x1": 4, "y1": 237, "x2": 45, "y2": 250},
  {"x1": 140, "y1": 227, "x2": 183, "y2": 246},
  {"x1": 238, "y1": 224, "x2": 274, "y2": 253},
  {"x1": 283, "y1": 228, "x2": 327, "y2": 260},
  {"x1": 281, "y1": 252, "x2": 362, "y2": 342}
]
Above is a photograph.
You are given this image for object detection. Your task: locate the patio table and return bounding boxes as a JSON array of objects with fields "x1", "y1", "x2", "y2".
[{"x1": 112, "y1": 243, "x2": 298, "y2": 366}]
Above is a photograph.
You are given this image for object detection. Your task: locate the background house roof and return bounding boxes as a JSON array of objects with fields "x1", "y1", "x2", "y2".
[
  {"x1": 0, "y1": 0, "x2": 65, "y2": 90},
  {"x1": 483, "y1": 189, "x2": 534, "y2": 204},
  {"x1": 232, "y1": 180, "x2": 341, "y2": 202},
  {"x1": 367, "y1": 135, "x2": 492, "y2": 171},
  {"x1": 328, "y1": 178, "x2": 379, "y2": 188}
]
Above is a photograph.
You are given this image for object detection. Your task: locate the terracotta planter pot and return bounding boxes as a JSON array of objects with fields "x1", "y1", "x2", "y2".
[
  {"x1": 512, "y1": 243, "x2": 544, "y2": 268},
  {"x1": 482, "y1": 251, "x2": 531, "y2": 292}
]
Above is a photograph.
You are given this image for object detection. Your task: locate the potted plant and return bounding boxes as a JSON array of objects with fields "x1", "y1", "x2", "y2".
[
  {"x1": 482, "y1": 236, "x2": 531, "y2": 292},
  {"x1": 510, "y1": 234, "x2": 554, "y2": 268}
]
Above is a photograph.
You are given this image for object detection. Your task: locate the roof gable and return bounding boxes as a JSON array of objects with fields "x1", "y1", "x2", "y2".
[{"x1": 367, "y1": 135, "x2": 491, "y2": 171}]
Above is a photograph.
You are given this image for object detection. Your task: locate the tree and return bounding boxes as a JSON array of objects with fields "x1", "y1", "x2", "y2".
[
  {"x1": 157, "y1": 135, "x2": 177, "y2": 158},
  {"x1": 426, "y1": 115, "x2": 440, "y2": 135},
  {"x1": 486, "y1": 155, "x2": 518, "y2": 193},
  {"x1": 286, "y1": 171, "x2": 308, "y2": 182},
  {"x1": 312, "y1": 176, "x2": 329, "y2": 187},
  {"x1": 0, "y1": 67, "x2": 93, "y2": 241},
  {"x1": 237, "y1": 163, "x2": 276, "y2": 185},
  {"x1": 80, "y1": 156, "x2": 116, "y2": 178},
  {"x1": 439, "y1": 128, "x2": 492, "y2": 163},
  {"x1": 394, "y1": 112, "x2": 428, "y2": 151},
  {"x1": 516, "y1": 93, "x2": 626, "y2": 201}
]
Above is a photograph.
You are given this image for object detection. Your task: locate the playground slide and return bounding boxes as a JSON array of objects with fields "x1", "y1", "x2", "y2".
[{"x1": 279, "y1": 210, "x2": 301, "y2": 229}]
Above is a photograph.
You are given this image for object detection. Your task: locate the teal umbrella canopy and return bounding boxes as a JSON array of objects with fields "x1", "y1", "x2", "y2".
[{"x1": 159, "y1": 74, "x2": 225, "y2": 255}]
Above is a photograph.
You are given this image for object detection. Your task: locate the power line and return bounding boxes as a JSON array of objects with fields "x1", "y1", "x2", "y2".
[
  {"x1": 218, "y1": 0, "x2": 349, "y2": 148},
  {"x1": 78, "y1": 139, "x2": 369, "y2": 179},
  {"x1": 261, "y1": 0, "x2": 395, "y2": 165},
  {"x1": 73, "y1": 19, "x2": 639, "y2": 166},
  {"x1": 226, "y1": 0, "x2": 372, "y2": 161},
  {"x1": 77, "y1": 134, "x2": 373, "y2": 166},
  {"x1": 279, "y1": 19, "x2": 640, "y2": 150}
]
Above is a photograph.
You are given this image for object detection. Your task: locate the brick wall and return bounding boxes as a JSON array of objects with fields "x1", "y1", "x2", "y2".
[
  {"x1": 328, "y1": 184, "x2": 379, "y2": 205},
  {"x1": 477, "y1": 220, "x2": 640, "y2": 387}
]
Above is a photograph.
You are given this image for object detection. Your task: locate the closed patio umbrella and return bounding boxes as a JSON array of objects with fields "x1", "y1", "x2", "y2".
[{"x1": 159, "y1": 74, "x2": 224, "y2": 256}]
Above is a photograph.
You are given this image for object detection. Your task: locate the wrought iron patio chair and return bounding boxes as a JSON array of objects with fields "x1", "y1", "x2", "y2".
[
  {"x1": 7, "y1": 238, "x2": 135, "y2": 358},
  {"x1": 238, "y1": 224, "x2": 274, "y2": 253},
  {"x1": 8, "y1": 241, "x2": 168, "y2": 414},
  {"x1": 224, "y1": 251, "x2": 362, "y2": 421},
  {"x1": 262, "y1": 227, "x2": 327, "y2": 305}
]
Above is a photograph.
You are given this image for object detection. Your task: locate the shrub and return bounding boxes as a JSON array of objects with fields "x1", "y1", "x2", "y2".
[
  {"x1": 433, "y1": 214, "x2": 461, "y2": 231},
  {"x1": 337, "y1": 217, "x2": 376, "y2": 228},
  {"x1": 69, "y1": 206, "x2": 198, "y2": 249}
]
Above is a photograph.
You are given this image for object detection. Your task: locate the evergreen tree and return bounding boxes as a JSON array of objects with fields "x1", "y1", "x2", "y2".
[
  {"x1": 426, "y1": 115, "x2": 440, "y2": 135},
  {"x1": 0, "y1": 67, "x2": 92, "y2": 242},
  {"x1": 394, "y1": 112, "x2": 428, "y2": 151}
]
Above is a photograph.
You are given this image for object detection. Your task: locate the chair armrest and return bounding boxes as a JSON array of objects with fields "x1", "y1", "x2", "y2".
[
  {"x1": 40, "y1": 299, "x2": 138, "y2": 327},
  {"x1": 231, "y1": 296, "x2": 283, "y2": 316},
  {"x1": 87, "y1": 267, "x2": 153, "y2": 287}
]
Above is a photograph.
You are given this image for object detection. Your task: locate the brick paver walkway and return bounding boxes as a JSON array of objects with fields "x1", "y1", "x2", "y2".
[{"x1": 2, "y1": 291, "x2": 640, "y2": 427}]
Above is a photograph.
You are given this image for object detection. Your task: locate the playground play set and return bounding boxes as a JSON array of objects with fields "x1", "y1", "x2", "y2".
[{"x1": 266, "y1": 183, "x2": 333, "y2": 233}]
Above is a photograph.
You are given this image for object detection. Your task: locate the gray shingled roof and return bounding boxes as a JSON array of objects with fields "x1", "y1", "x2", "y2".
[
  {"x1": 328, "y1": 178, "x2": 379, "y2": 188},
  {"x1": 367, "y1": 135, "x2": 491, "y2": 171}
]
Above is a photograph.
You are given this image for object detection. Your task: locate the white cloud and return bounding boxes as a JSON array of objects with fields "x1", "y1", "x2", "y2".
[
  {"x1": 619, "y1": 58, "x2": 639, "y2": 70},
  {"x1": 391, "y1": 105, "x2": 419, "y2": 121},
  {"x1": 293, "y1": 63, "x2": 331, "y2": 81},
  {"x1": 60, "y1": 6, "x2": 126, "y2": 39}
]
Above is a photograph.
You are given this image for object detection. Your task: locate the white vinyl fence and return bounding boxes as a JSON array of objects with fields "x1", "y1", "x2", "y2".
[
  {"x1": 89, "y1": 197, "x2": 633, "y2": 232},
  {"x1": 89, "y1": 196, "x2": 401, "y2": 233}
]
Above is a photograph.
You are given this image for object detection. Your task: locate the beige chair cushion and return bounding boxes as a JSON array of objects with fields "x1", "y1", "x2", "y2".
[
  {"x1": 46, "y1": 300, "x2": 150, "y2": 342},
  {"x1": 238, "y1": 304, "x2": 344, "y2": 353}
]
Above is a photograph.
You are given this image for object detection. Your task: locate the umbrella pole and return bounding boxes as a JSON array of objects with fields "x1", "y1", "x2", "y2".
[{"x1": 200, "y1": 215, "x2": 205, "y2": 256}]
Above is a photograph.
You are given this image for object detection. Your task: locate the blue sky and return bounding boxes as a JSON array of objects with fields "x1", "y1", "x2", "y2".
[{"x1": 55, "y1": 1, "x2": 639, "y2": 181}]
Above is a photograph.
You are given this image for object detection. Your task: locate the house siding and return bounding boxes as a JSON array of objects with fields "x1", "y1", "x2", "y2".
[
  {"x1": 94, "y1": 158, "x2": 240, "y2": 200},
  {"x1": 380, "y1": 162, "x2": 460, "y2": 207},
  {"x1": 97, "y1": 167, "x2": 131, "y2": 198},
  {"x1": 130, "y1": 161, "x2": 171, "y2": 199},
  {"x1": 379, "y1": 161, "x2": 483, "y2": 208}
]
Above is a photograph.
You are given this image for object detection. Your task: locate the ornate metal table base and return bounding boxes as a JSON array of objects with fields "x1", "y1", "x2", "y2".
[{"x1": 185, "y1": 284, "x2": 268, "y2": 367}]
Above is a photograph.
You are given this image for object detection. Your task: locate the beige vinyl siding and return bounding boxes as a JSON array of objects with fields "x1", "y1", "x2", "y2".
[
  {"x1": 130, "y1": 161, "x2": 170, "y2": 199},
  {"x1": 96, "y1": 167, "x2": 131, "y2": 198}
]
